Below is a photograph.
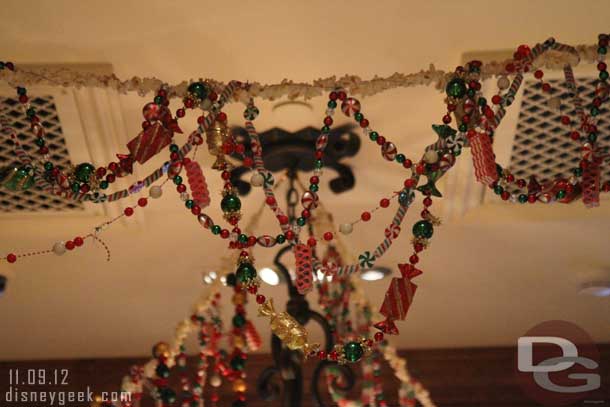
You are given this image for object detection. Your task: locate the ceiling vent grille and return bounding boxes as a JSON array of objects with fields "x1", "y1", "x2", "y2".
[
  {"x1": 0, "y1": 95, "x2": 83, "y2": 212},
  {"x1": 508, "y1": 78, "x2": 609, "y2": 186}
]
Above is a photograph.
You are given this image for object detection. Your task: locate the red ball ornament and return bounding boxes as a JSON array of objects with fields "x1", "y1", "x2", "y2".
[
  {"x1": 6, "y1": 253, "x2": 17, "y2": 263},
  {"x1": 361, "y1": 211, "x2": 371, "y2": 221},
  {"x1": 323, "y1": 232, "x2": 333, "y2": 241},
  {"x1": 73, "y1": 237, "x2": 84, "y2": 247},
  {"x1": 124, "y1": 207, "x2": 134, "y2": 216},
  {"x1": 307, "y1": 237, "x2": 317, "y2": 247}
]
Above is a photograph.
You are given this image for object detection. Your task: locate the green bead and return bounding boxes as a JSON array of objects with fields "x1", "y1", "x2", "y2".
[
  {"x1": 297, "y1": 217, "x2": 306, "y2": 226},
  {"x1": 230, "y1": 356, "x2": 245, "y2": 370},
  {"x1": 74, "y1": 163, "x2": 95, "y2": 183},
  {"x1": 327, "y1": 100, "x2": 337, "y2": 109},
  {"x1": 43, "y1": 161, "x2": 53, "y2": 171},
  {"x1": 556, "y1": 190, "x2": 566, "y2": 199},
  {"x1": 34, "y1": 138, "x2": 45, "y2": 147},
  {"x1": 412, "y1": 220, "x2": 434, "y2": 239},
  {"x1": 354, "y1": 112, "x2": 364, "y2": 122},
  {"x1": 155, "y1": 363, "x2": 170, "y2": 378},
  {"x1": 185, "y1": 199, "x2": 194, "y2": 209},
  {"x1": 395, "y1": 153, "x2": 406, "y2": 163},
  {"x1": 343, "y1": 342, "x2": 364, "y2": 363},
  {"x1": 238, "y1": 233, "x2": 248, "y2": 244},
  {"x1": 173, "y1": 175, "x2": 183, "y2": 185},
  {"x1": 598, "y1": 46, "x2": 607, "y2": 55},
  {"x1": 518, "y1": 194, "x2": 528, "y2": 204},
  {"x1": 187, "y1": 81, "x2": 209, "y2": 100},
  {"x1": 369, "y1": 131, "x2": 379, "y2": 141},
  {"x1": 232, "y1": 314, "x2": 246, "y2": 328},
  {"x1": 314, "y1": 160, "x2": 323, "y2": 169},
  {"x1": 226, "y1": 272, "x2": 237, "y2": 286},
  {"x1": 494, "y1": 185, "x2": 504, "y2": 195},
  {"x1": 99, "y1": 180, "x2": 109, "y2": 190},
  {"x1": 600, "y1": 70, "x2": 609, "y2": 81},
  {"x1": 26, "y1": 107, "x2": 36, "y2": 117},
  {"x1": 588, "y1": 133, "x2": 598, "y2": 143},
  {"x1": 71, "y1": 182, "x2": 81, "y2": 193},
  {"x1": 590, "y1": 106, "x2": 600, "y2": 116},
  {"x1": 154, "y1": 95, "x2": 164, "y2": 105},
  {"x1": 159, "y1": 388, "x2": 176, "y2": 404},
  {"x1": 169, "y1": 144, "x2": 179, "y2": 153},
  {"x1": 309, "y1": 184, "x2": 319, "y2": 192},
  {"x1": 236, "y1": 262, "x2": 257, "y2": 282},
  {"x1": 221, "y1": 193, "x2": 241, "y2": 212},
  {"x1": 458, "y1": 123, "x2": 468, "y2": 132},
  {"x1": 17, "y1": 87, "x2": 27, "y2": 95},
  {"x1": 211, "y1": 225, "x2": 221, "y2": 235},
  {"x1": 0, "y1": 62, "x2": 4, "y2": 69},
  {"x1": 496, "y1": 164, "x2": 503, "y2": 177},
  {"x1": 453, "y1": 147, "x2": 462, "y2": 157},
  {"x1": 467, "y1": 89, "x2": 476, "y2": 98},
  {"x1": 276, "y1": 234, "x2": 286, "y2": 244},
  {"x1": 573, "y1": 168, "x2": 583, "y2": 177},
  {"x1": 321, "y1": 125, "x2": 330, "y2": 133},
  {"x1": 446, "y1": 78, "x2": 467, "y2": 98},
  {"x1": 478, "y1": 97, "x2": 487, "y2": 107}
]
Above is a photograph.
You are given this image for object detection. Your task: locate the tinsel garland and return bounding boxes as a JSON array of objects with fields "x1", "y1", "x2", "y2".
[{"x1": 0, "y1": 44, "x2": 595, "y2": 100}]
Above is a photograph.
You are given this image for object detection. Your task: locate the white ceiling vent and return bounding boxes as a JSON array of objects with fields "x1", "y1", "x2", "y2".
[
  {"x1": 508, "y1": 77, "x2": 610, "y2": 186},
  {"x1": 0, "y1": 95, "x2": 83, "y2": 212},
  {"x1": 0, "y1": 63, "x2": 139, "y2": 220}
]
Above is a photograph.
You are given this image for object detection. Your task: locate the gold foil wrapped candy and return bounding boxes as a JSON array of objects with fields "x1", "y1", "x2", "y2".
[{"x1": 258, "y1": 299, "x2": 319, "y2": 355}]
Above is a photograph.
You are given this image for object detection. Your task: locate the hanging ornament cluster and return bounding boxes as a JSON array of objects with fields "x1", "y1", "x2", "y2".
[{"x1": 1, "y1": 35, "x2": 610, "y2": 380}]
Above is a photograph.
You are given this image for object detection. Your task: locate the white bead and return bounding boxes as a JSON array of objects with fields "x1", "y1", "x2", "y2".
[
  {"x1": 547, "y1": 96, "x2": 561, "y2": 111},
  {"x1": 497, "y1": 76, "x2": 510, "y2": 90},
  {"x1": 339, "y1": 223, "x2": 353, "y2": 235},
  {"x1": 52, "y1": 242, "x2": 66, "y2": 256},
  {"x1": 180, "y1": 192, "x2": 189, "y2": 201},
  {"x1": 423, "y1": 150, "x2": 439, "y2": 164},
  {"x1": 250, "y1": 172, "x2": 264, "y2": 187},
  {"x1": 209, "y1": 374, "x2": 222, "y2": 387},
  {"x1": 149, "y1": 185, "x2": 163, "y2": 199}
]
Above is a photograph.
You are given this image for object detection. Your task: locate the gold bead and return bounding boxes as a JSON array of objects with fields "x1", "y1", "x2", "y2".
[
  {"x1": 152, "y1": 341, "x2": 170, "y2": 358},
  {"x1": 232, "y1": 378, "x2": 247, "y2": 393}
]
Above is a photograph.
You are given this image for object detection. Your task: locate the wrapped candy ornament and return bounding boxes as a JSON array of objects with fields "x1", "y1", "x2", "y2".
[
  {"x1": 0, "y1": 166, "x2": 35, "y2": 191},
  {"x1": 465, "y1": 130, "x2": 498, "y2": 186}
]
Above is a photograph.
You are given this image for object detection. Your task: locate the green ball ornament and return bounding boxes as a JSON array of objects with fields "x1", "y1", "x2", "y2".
[
  {"x1": 343, "y1": 341, "x2": 364, "y2": 363},
  {"x1": 236, "y1": 262, "x2": 257, "y2": 283},
  {"x1": 221, "y1": 193, "x2": 241, "y2": 212},
  {"x1": 446, "y1": 78, "x2": 467, "y2": 98},
  {"x1": 74, "y1": 163, "x2": 95, "y2": 183},
  {"x1": 412, "y1": 220, "x2": 434, "y2": 239},
  {"x1": 187, "y1": 81, "x2": 209, "y2": 100}
]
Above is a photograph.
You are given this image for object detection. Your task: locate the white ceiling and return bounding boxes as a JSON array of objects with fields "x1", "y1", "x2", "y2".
[{"x1": 0, "y1": 0, "x2": 609, "y2": 361}]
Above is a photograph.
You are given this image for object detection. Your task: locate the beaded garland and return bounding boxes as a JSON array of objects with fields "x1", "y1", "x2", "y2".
[{"x1": 2, "y1": 35, "x2": 610, "y2": 372}]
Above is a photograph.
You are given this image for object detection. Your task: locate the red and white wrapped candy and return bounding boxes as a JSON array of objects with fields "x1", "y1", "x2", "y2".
[
  {"x1": 376, "y1": 264, "x2": 422, "y2": 335},
  {"x1": 301, "y1": 191, "x2": 319, "y2": 210},
  {"x1": 582, "y1": 155, "x2": 602, "y2": 208},
  {"x1": 381, "y1": 142, "x2": 397, "y2": 161},
  {"x1": 256, "y1": 235, "x2": 276, "y2": 248},
  {"x1": 465, "y1": 130, "x2": 498, "y2": 186},
  {"x1": 185, "y1": 160, "x2": 210, "y2": 208},
  {"x1": 294, "y1": 244, "x2": 313, "y2": 294},
  {"x1": 341, "y1": 97, "x2": 361, "y2": 117},
  {"x1": 127, "y1": 122, "x2": 173, "y2": 165},
  {"x1": 244, "y1": 321, "x2": 262, "y2": 351}
]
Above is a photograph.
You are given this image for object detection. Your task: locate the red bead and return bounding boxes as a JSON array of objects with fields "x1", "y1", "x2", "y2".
[
  {"x1": 329, "y1": 351, "x2": 338, "y2": 361},
  {"x1": 243, "y1": 157, "x2": 254, "y2": 167},
  {"x1": 222, "y1": 141, "x2": 235, "y2": 155},
  {"x1": 108, "y1": 162, "x2": 119, "y2": 172},
  {"x1": 404, "y1": 178, "x2": 416, "y2": 188},
  {"x1": 176, "y1": 108, "x2": 185, "y2": 118},
  {"x1": 337, "y1": 91, "x2": 347, "y2": 101},
  {"x1": 307, "y1": 237, "x2": 317, "y2": 247},
  {"x1": 323, "y1": 232, "x2": 333, "y2": 241},
  {"x1": 256, "y1": 295, "x2": 266, "y2": 304},
  {"x1": 517, "y1": 179, "x2": 527, "y2": 188},
  {"x1": 414, "y1": 243, "x2": 424, "y2": 253},
  {"x1": 247, "y1": 285, "x2": 258, "y2": 294},
  {"x1": 501, "y1": 191, "x2": 510, "y2": 200},
  {"x1": 374, "y1": 332, "x2": 384, "y2": 342},
  {"x1": 560, "y1": 115, "x2": 571, "y2": 125},
  {"x1": 380, "y1": 198, "x2": 390, "y2": 208},
  {"x1": 415, "y1": 163, "x2": 426, "y2": 175},
  {"x1": 73, "y1": 236, "x2": 84, "y2": 247},
  {"x1": 65, "y1": 241, "x2": 75, "y2": 250},
  {"x1": 220, "y1": 229, "x2": 230, "y2": 239},
  {"x1": 409, "y1": 254, "x2": 419, "y2": 264},
  {"x1": 542, "y1": 83, "x2": 551, "y2": 93},
  {"x1": 361, "y1": 211, "x2": 371, "y2": 221},
  {"x1": 505, "y1": 63, "x2": 516, "y2": 73},
  {"x1": 184, "y1": 98, "x2": 194, "y2": 109},
  {"x1": 95, "y1": 167, "x2": 107, "y2": 178},
  {"x1": 235, "y1": 143, "x2": 245, "y2": 154},
  {"x1": 170, "y1": 152, "x2": 179, "y2": 161},
  {"x1": 323, "y1": 116, "x2": 333, "y2": 126},
  {"x1": 106, "y1": 173, "x2": 116, "y2": 183},
  {"x1": 569, "y1": 131, "x2": 580, "y2": 141},
  {"x1": 315, "y1": 151, "x2": 323, "y2": 159},
  {"x1": 534, "y1": 70, "x2": 544, "y2": 79},
  {"x1": 5, "y1": 62, "x2": 14, "y2": 71},
  {"x1": 248, "y1": 236, "x2": 257, "y2": 247},
  {"x1": 301, "y1": 209, "x2": 310, "y2": 218},
  {"x1": 423, "y1": 197, "x2": 432, "y2": 207},
  {"x1": 310, "y1": 176, "x2": 319, "y2": 185},
  {"x1": 359, "y1": 118, "x2": 369, "y2": 128},
  {"x1": 506, "y1": 174, "x2": 515, "y2": 183},
  {"x1": 79, "y1": 184, "x2": 90, "y2": 193},
  {"x1": 442, "y1": 114, "x2": 451, "y2": 124},
  {"x1": 216, "y1": 112, "x2": 227, "y2": 122},
  {"x1": 598, "y1": 62, "x2": 607, "y2": 71},
  {"x1": 403, "y1": 159, "x2": 412, "y2": 169},
  {"x1": 491, "y1": 95, "x2": 502, "y2": 105},
  {"x1": 138, "y1": 198, "x2": 148, "y2": 207},
  {"x1": 329, "y1": 91, "x2": 338, "y2": 101},
  {"x1": 191, "y1": 205, "x2": 201, "y2": 215},
  {"x1": 18, "y1": 95, "x2": 28, "y2": 103},
  {"x1": 527, "y1": 194, "x2": 537, "y2": 204},
  {"x1": 210, "y1": 393, "x2": 219, "y2": 403},
  {"x1": 285, "y1": 230, "x2": 295, "y2": 241},
  {"x1": 221, "y1": 171, "x2": 231, "y2": 180},
  {"x1": 265, "y1": 196, "x2": 276, "y2": 206},
  {"x1": 6, "y1": 253, "x2": 17, "y2": 263},
  {"x1": 176, "y1": 184, "x2": 187, "y2": 193},
  {"x1": 208, "y1": 91, "x2": 218, "y2": 101},
  {"x1": 278, "y1": 215, "x2": 289, "y2": 225},
  {"x1": 317, "y1": 351, "x2": 327, "y2": 360},
  {"x1": 376, "y1": 136, "x2": 386, "y2": 146}
]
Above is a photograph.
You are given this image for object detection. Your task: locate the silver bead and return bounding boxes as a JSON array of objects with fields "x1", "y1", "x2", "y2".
[
  {"x1": 339, "y1": 223, "x2": 353, "y2": 235},
  {"x1": 52, "y1": 242, "x2": 66, "y2": 256},
  {"x1": 497, "y1": 76, "x2": 510, "y2": 90},
  {"x1": 149, "y1": 185, "x2": 163, "y2": 199}
]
